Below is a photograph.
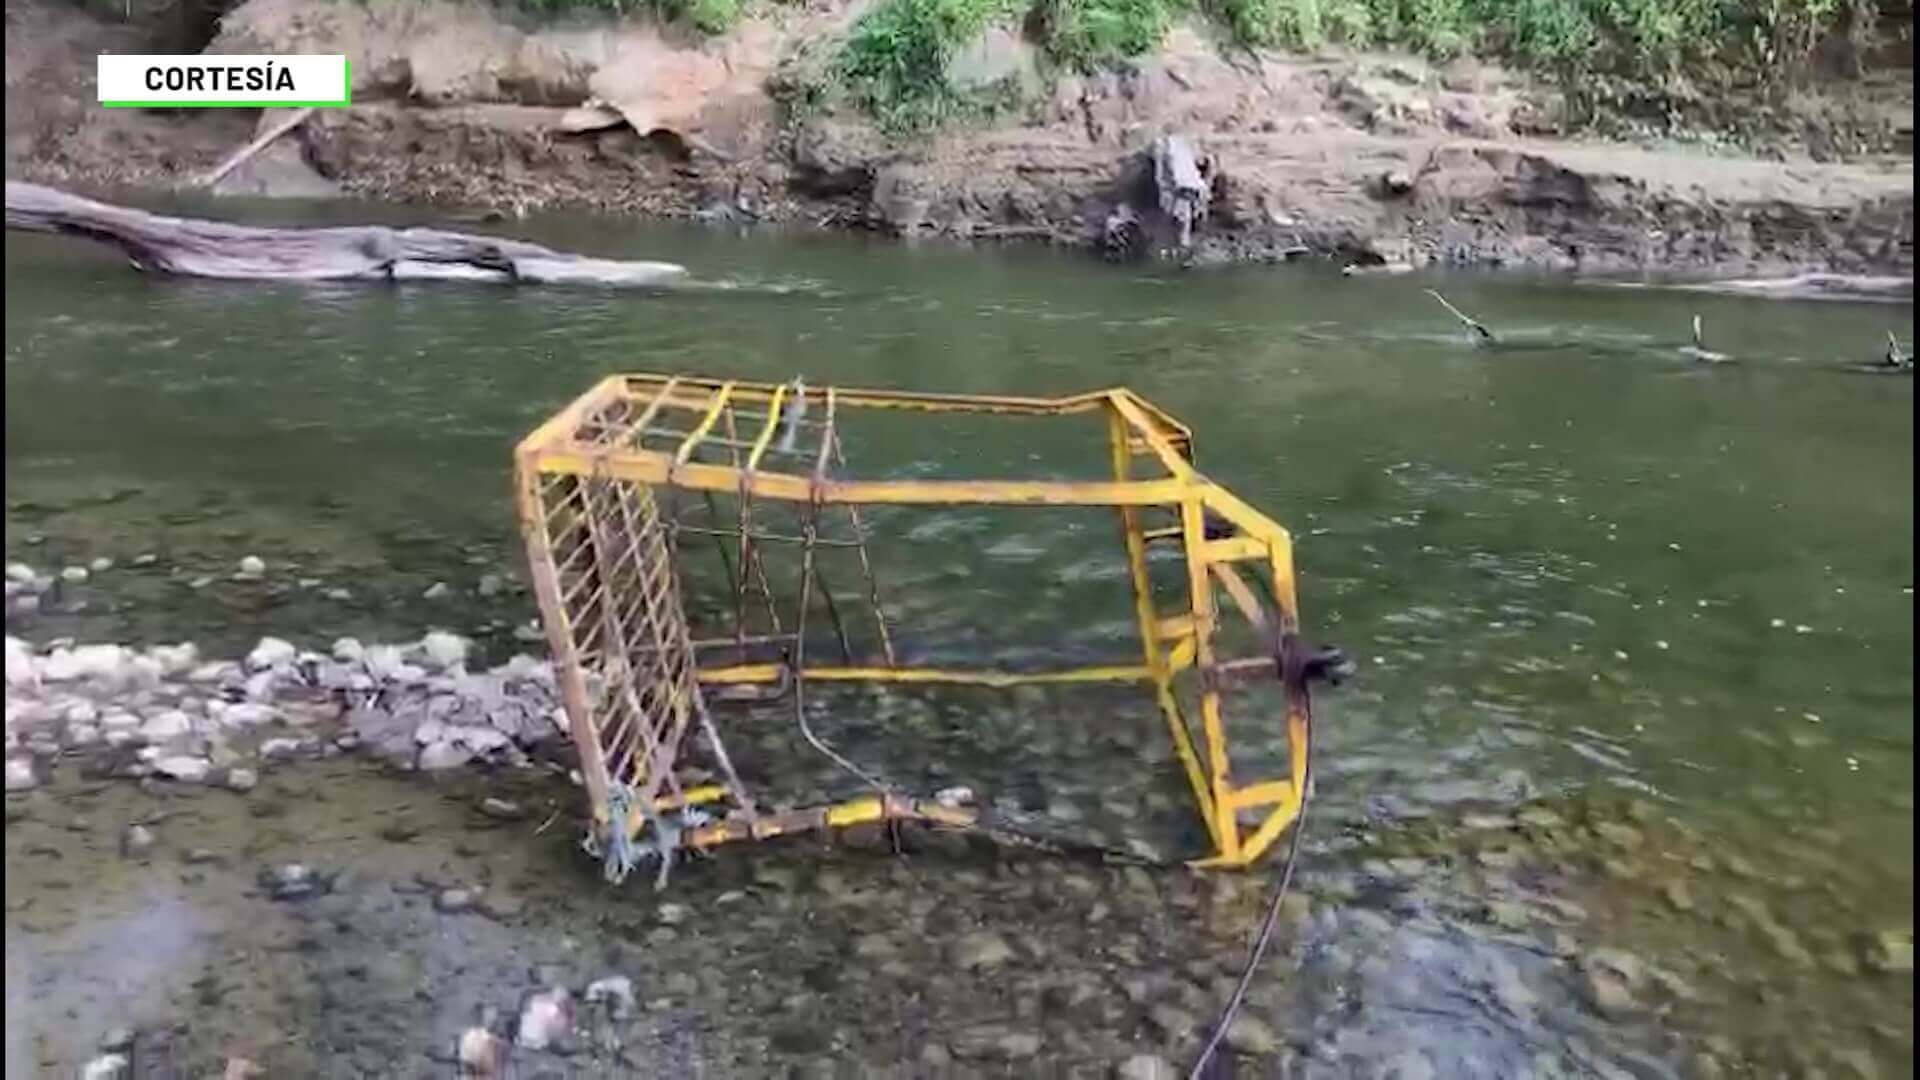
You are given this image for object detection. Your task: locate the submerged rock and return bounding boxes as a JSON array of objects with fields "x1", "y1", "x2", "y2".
[
  {"x1": 951, "y1": 931, "x2": 1016, "y2": 972},
  {"x1": 1224, "y1": 1015, "x2": 1281, "y2": 1055},
  {"x1": 1117, "y1": 1054, "x2": 1179, "y2": 1080},
  {"x1": 120, "y1": 824, "x2": 156, "y2": 859},
  {"x1": 949, "y1": 1024, "x2": 1041, "y2": 1060},
  {"x1": 261, "y1": 863, "x2": 327, "y2": 901},
  {"x1": 1861, "y1": 929, "x2": 1915, "y2": 974},
  {"x1": 1580, "y1": 948, "x2": 1647, "y2": 1018}
]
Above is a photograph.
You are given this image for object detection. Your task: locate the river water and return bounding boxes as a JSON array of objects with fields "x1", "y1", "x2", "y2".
[{"x1": 4, "y1": 196, "x2": 1914, "y2": 1077}]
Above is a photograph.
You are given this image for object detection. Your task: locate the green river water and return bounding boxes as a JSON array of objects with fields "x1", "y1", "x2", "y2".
[{"x1": 4, "y1": 196, "x2": 1913, "y2": 1078}]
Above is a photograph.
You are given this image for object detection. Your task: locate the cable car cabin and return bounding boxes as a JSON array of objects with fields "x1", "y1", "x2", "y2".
[{"x1": 515, "y1": 374, "x2": 1317, "y2": 884}]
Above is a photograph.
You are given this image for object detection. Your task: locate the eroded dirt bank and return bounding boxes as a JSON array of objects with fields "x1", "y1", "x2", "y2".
[{"x1": 5, "y1": 0, "x2": 1916, "y2": 276}]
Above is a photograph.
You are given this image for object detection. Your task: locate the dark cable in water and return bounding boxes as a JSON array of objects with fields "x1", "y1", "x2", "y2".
[{"x1": 1187, "y1": 680, "x2": 1316, "y2": 1080}]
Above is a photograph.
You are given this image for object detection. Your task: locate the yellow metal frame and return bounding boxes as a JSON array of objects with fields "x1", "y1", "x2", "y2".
[{"x1": 516, "y1": 373, "x2": 1308, "y2": 869}]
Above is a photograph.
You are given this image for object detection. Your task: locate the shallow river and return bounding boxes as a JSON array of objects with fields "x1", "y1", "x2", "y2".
[{"x1": 4, "y1": 196, "x2": 1913, "y2": 1077}]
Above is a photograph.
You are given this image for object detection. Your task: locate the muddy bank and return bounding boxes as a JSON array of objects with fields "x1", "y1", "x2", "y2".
[{"x1": 5, "y1": 0, "x2": 1913, "y2": 278}]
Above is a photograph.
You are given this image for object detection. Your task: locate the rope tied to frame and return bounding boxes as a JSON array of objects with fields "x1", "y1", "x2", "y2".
[
  {"x1": 789, "y1": 386, "x2": 892, "y2": 797},
  {"x1": 598, "y1": 782, "x2": 645, "y2": 886},
  {"x1": 1187, "y1": 631, "x2": 1349, "y2": 1079}
]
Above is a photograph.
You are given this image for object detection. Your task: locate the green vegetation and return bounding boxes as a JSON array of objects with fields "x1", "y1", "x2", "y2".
[
  {"x1": 1035, "y1": 0, "x2": 1189, "y2": 70},
  {"x1": 834, "y1": 0, "x2": 1022, "y2": 130},
  {"x1": 1196, "y1": 0, "x2": 1869, "y2": 81},
  {"x1": 830, "y1": 0, "x2": 1876, "y2": 130},
  {"x1": 505, "y1": 0, "x2": 742, "y2": 35}
]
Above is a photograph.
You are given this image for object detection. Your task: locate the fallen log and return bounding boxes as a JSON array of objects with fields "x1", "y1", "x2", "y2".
[{"x1": 4, "y1": 181, "x2": 688, "y2": 287}]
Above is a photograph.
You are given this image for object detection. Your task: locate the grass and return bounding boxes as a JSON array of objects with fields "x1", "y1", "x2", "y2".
[
  {"x1": 1036, "y1": 0, "x2": 1189, "y2": 70},
  {"x1": 1199, "y1": 0, "x2": 1867, "y2": 82}
]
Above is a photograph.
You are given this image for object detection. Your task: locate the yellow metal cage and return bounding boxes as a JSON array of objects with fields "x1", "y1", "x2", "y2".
[{"x1": 515, "y1": 374, "x2": 1309, "y2": 874}]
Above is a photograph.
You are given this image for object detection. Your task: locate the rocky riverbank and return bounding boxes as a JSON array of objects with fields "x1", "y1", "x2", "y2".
[
  {"x1": 6, "y1": 560, "x2": 573, "y2": 796},
  {"x1": 6, "y1": 0, "x2": 1914, "y2": 278}
]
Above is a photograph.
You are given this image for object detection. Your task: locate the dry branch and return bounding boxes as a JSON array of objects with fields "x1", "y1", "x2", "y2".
[
  {"x1": 4, "y1": 182, "x2": 687, "y2": 287},
  {"x1": 200, "y1": 107, "x2": 315, "y2": 189},
  {"x1": 1425, "y1": 288, "x2": 1496, "y2": 344}
]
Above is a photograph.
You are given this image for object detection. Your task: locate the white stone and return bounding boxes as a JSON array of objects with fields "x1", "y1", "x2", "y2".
[
  {"x1": 452, "y1": 725, "x2": 510, "y2": 753},
  {"x1": 423, "y1": 582, "x2": 451, "y2": 600},
  {"x1": 89, "y1": 557, "x2": 113, "y2": 573},
  {"x1": 238, "y1": 555, "x2": 266, "y2": 576},
  {"x1": 331, "y1": 637, "x2": 366, "y2": 664},
  {"x1": 4, "y1": 756, "x2": 37, "y2": 791},
  {"x1": 4, "y1": 564, "x2": 35, "y2": 584},
  {"x1": 125, "y1": 655, "x2": 165, "y2": 689},
  {"x1": 139, "y1": 711, "x2": 192, "y2": 742},
  {"x1": 258, "y1": 737, "x2": 304, "y2": 760},
  {"x1": 61, "y1": 566, "x2": 89, "y2": 583},
  {"x1": 420, "y1": 631, "x2": 470, "y2": 671},
  {"x1": 935, "y1": 785, "x2": 975, "y2": 808},
  {"x1": 153, "y1": 756, "x2": 211, "y2": 783},
  {"x1": 40, "y1": 644, "x2": 129, "y2": 684},
  {"x1": 515, "y1": 987, "x2": 572, "y2": 1050},
  {"x1": 222, "y1": 702, "x2": 278, "y2": 728},
  {"x1": 418, "y1": 741, "x2": 473, "y2": 771},
  {"x1": 584, "y1": 975, "x2": 635, "y2": 1017},
  {"x1": 243, "y1": 672, "x2": 278, "y2": 702},
  {"x1": 4, "y1": 637, "x2": 35, "y2": 689},
  {"x1": 68, "y1": 724, "x2": 100, "y2": 747},
  {"x1": 225, "y1": 767, "x2": 259, "y2": 792},
  {"x1": 148, "y1": 642, "x2": 200, "y2": 676},
  {"x1": 81, "y1": 1052, "x2": 129, "y2": 1080},
  {"x1": 187, "y1": 662, "x2": 234, "y2": 683},
  {"x1": 66, "y1": 700, "x2": 99, "y2": 724},
  {"x1": 245, "y1": 637, "x2": 297, "y2": 672},
  {"x1": 100, "y1": 712, "x2": 140, "y2": 732}
]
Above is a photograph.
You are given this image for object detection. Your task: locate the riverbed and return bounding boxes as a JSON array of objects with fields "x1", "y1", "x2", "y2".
[{"x1": 5, "y1": 197, "x2": 1914, "y2": 1077}]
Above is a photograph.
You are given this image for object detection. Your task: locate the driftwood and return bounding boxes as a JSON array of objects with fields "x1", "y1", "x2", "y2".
[
  {"x1": 4, "y1": 182, "x2": 687, "y2": 287},
  {"x1": 200, "y1": 107, "x2": 315, "y2": 189},
  {"x1": 1425, "y1": 288, "x2": 1496, "y2": 344}
]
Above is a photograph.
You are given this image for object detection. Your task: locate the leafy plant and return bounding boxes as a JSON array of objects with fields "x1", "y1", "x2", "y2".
[
  {"x1": 1038, "y1": 0, "x2": 1186, "y2": 70},
  {"x1": 835, "y1": 0, "x2": 1018, "y2": 130}
]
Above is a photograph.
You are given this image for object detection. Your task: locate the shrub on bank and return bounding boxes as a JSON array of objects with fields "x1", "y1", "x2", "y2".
[{"x1": 827, "y1": 0, "x2": 1883, "y2": 128}]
